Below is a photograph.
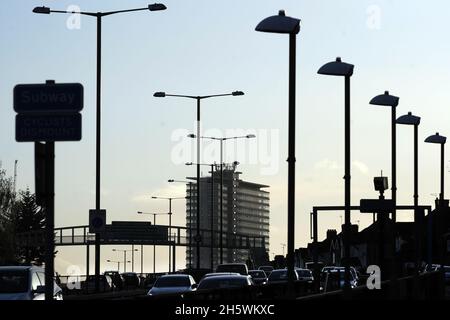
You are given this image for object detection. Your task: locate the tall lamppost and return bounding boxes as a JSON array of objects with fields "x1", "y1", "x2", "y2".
[
  {"x1": 370, "y1": 91, "x2": 400, "y2": 222},
  {"x1": 112, "y1": 248, "x2": 138, "y2": 273},
  {"x1": 396, "y1": 112, "x2": 421, "y2": 209},
  {"x1": 106, "y1": 259, "x2": 130, "y2": 272},
  {"x1": 318, "y1": 57, "x2": 354, "y2": 293},
  {"x1": 168, "y1": 179, "x2": 194, "y2": 269},
  {"x1": 153, "y1": 91, "x2": 244, "y2": 269},
  {"x1": 255, "y1": 9, "x2": 300, "y2": 298},
  {"x1": 33, "y1": 3, "x2": 167, "y2": 295},
  {"x1": 424, "y1": 133, "x2": 447, "y2": 202},
  {"x1": 151, "y1": 196, "x2": 185, "y2": 273},
  {"x1": 186, "y1": 162, "x2": 216, "y2": 271},
  {"x1": 188, "y1": 134, "x2": 256, "y2": 263},
  {"x1": 137, "y1": 211, "x2": 168, "y2": 276}
]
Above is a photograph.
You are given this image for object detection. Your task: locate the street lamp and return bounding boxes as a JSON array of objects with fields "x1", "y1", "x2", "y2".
[
  {"x1": 370, "y1": 91, "x2": 400, "y2": 222},
  {"x1": 112, "y1": 248, "x2": 138, "y2": 273},
  {"x1": 154, "y1": 90, "x2": 244, "y2": 270},
  {"x1": 151, "y1": 196, "x2": 185, "y2": 273},
  {"x1": 137, "y1": 211, "x2": 168, "y2": 275},
  {"x1": 168, "y1": 179, "x2": 195, "y2": 269},
  {"x1": 34, "y1": 3, "x2": 167, "y2": 296},
  {"x1": 106, "y1": 259, "x2": 130, "y2": 272},
  {"x1": 186, "y1": 162, "x2": 217, "y2": 271},
  {"x1": 318, "y1": 57, "x2": 354, "y2": 293},
  {"x1": 188, "y1": 133, "x2": 256, "y2": 263},
  {"x1": 396, "y1": 112, "x2": 421, "y2": 209},
  {"x1": 424, "y1": 133, "x2": 447, "y2": 202},
  {"x1": 255, "y1": 9, "x2": 300, "y2": 298}
]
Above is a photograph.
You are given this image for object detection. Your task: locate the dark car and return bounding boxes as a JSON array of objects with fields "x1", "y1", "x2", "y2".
[
  {"x1": 104, "y1": 271, "x2": 124, "y2": 290},
  {"x1": 248, "y1": 270, "x2": 267, "y2": 285},
  {"x1": 121, "y1": 272, "x2": 140, "y2": 289},
  {"x1": 82, "y1": 275, "x2": 113, "y2": 293},
  {"x1": 216, "y1": 263, "x2": 248, "y2": 276},
  {"x1": 197, "y1": 275, "x2": 253, "y2": 290},
  {"x1": 267, "y1": 269, "x2": 299, "y2": 284}
]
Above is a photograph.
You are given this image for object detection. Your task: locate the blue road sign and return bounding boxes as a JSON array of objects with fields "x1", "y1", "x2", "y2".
[
  {"x1": 14, "y1": 83, "x2": 83, "y2": 113},
  {"x1": 16, "y1": 113, "x2": 82, "y2": 142}
]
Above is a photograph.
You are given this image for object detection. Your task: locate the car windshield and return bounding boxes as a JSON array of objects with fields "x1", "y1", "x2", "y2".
[
  {"x1": 0, "y1": 270, "x2": 29, "y2": 293},
  {"x1": 269, "y1": 271, "x2": 288, "y2": 281},
  {"x1": 297, "y1": 270, "x2": 312, "y2": 277},
  {"x1": 216, "y1": 265, "x2": 245, "y2": 274},
  {"x1": 249, "y1": 271, "x2": 265, "y2": 278},
  {"x1": 198, "y1": 278, "x2": 246, "y2": 290},
  {"x1": 154, "y1": 277, "x2": 190, "y2": 288}
]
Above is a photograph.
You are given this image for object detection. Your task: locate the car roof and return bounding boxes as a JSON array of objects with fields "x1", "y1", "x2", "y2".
[
  {"x1": 0, "y1": 266, "x2": 42, "y2": 272},
  {"x1": 201, "y1": 275, "x2": 249, "y2": 281},
  {"x1": 159, "y1": 274, "x2": 191, "y2": 278}
]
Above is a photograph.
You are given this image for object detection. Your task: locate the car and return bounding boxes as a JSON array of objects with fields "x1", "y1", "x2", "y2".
[
  {"x1": 320, "y1": 268, "x2": 358, "y2": 292},
  {"x1": 444, "y1": 266, "x2": 450, "y2": 284},
  {"x1": 216, "y1": 263, "x2": 248, "y2": 276},
  {"x1": 197, "y1": 274, "x2": 253, "y2": 291},
  {"x1": 0, "y1": 266, "x2": 63, "y2": 300},
  {"x1": 121, "y1": 272, "x2": 140, "y2": 289},
  {"x1": 147, "y1": 274, "x2": 197, "y2": 296},
  {"x1": 82, "y1": 274, "x2": 113, "y2": 293},
  {"x1": 267, "y1": 269, "x2": 299, "y2": 284},
  {"x1": 258, "y1": 266, "x2": 274, "y2": 277},
  {"x1": 199, "y1": 272, "x2": 240, "y2": 282},
  {"x1": 424, "y1": 264, "x2": 441, "y2": 273},
  {"x1": 104, "y1": 271, "x2": 124, "y2": 290},
  {"x1": 248, "y1": 270, "x2": 267, "y2": 285},
  {"x1": 295, "y1": 268, "x2": 314, "y2": 282}
]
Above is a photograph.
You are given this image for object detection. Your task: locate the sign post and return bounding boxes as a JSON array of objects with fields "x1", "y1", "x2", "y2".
[{"x1": 14, "y1": 80, "x2": 83, "y2": 300}]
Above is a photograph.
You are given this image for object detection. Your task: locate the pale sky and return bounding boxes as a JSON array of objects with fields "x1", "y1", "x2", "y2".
[{"x1": 1, "y1": 0, "x2": 450, "y2": 275}]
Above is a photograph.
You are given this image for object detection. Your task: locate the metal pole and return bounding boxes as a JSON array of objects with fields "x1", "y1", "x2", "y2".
[
  {"x1": 123, "y1": 251, "x2": 126, "y2": 273},
  {"x1": 392, "y1": 107, "x2": 397, "y2": 222},
  {"x1": 172, "y1": 238, "x2": 176, "y2": 273},
  {"x1": 86, "y1": 244, "x2": 90, "y2": 279},
  {"x1": 94, "y1": 13, "x2": 102, "y2": 294},
  {"x1": 440, "y1": 143, "x2": 445, "y2": 201},
  {"x1": 196, "y1": 98, "x2": 201, "y2": 270},
  {"x1": 312, "y1": 210, "x2": 319, "y2": 293},
  {"x1": 286, "y1": 33, "x2": 296, "y2": 298},
  {"x1": 141, "y1": 244, "x2": 143, "y2": 276},
  {"x1": 45, "y1": 141, "x2": 55, "y2": 300},
  {"x1": 189, "y1": 183, "x2": 193, "y2": 269},
  {"x1": 220, "y1": 140, "x2": 224, "y2": 264},
  {"x1": 153, "y1": 215, "x2": 156, "y2": 276},
  {"x1": 211, "y1": 164, "x2": 214, "y2": 271},
  {"x1": 414, "y1": 124, "x2": 419, "y2": 209},
  {"x1": 169, "y1": 199, "x2": 172, "y2": 273},
  {"x1": 132, "y1": 245, "x2": 135, "y2": 272},
  {"x1": 343, "y1": 75, "x2": 351, "y2": 294}
]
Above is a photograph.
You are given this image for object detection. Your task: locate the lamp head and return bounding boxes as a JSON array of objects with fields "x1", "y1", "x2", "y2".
[
  {"x1": 246, "y1": 134, "x2": 256, "y2": 138},
  {"x1": 33, "y1": 6, "x2": 50, "y2": 14},
  {"x1": 255, "y1": 10, "x2": 301, "y2": 34},
  {"x1": 232, "y1": 91, "x2": 244, "y2": 96},
  {"x1": 185, "y1": 162, "x2": 193, "y2": 166},
  {"x1": 369, "y1": 91, "x2": 399, "y2": 107},
  {"x1": 317, "y1": 57, "x2": 354, "y2": 77},
  {"x1": 148, "y1": 3, "x2": 167, "y2": 11},
  {"x1": 168, "y1": 179, "x2": 174, "y2": 183},
  {"x1": 153, "y1": 92, "x2": 166, "y2": 98},
  {"x1": 425, "y1": 132, "x2": 446, "y2": 144},
  {"x1": 396, "y1": 112, "x2": 421, "y2": 126},
  {"x1": 187, "y1": 134, "x2": 196, "y2": 138}
]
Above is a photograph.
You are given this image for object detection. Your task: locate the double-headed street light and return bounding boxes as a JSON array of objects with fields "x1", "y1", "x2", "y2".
[
  {"x1": 154, "y1": 90, "x2": 244, "y2": 270},
  {"x1": 151, "y1": 196, "x2": 186, "y2": 273},
  {"x1": 112, "y1": 248, "x2": 138, "y2": 273},
  {"x1": 318, "y1": 57, "x2": 354, "y2": 294},
  {"x1": 168, "y1": 179, "x2": 195, "y2": 269},
  {"x1": 106, "y1": 259, "x2": 130, "y2": 273},
  {"x1": 137, "y1": 211, "x2": 169, "y2": 275},
  {"x1": 188, "y1": 134, "x2": 256, "y2": 263},
  {"x1": 255, "y1": 9, "x2": 300, "y2": 298},
  {"x1": 186, "y1": 162, "x2": 217, "y2": 271},
  {"x1": 370, "y1": 91, "x2": 400, "y2": 222},
  {"x1": 34, "y1": 3, "x2": 167, "y2": 296},
  {"x1": 424, "y1": 133, "x2": 447, "y2": 202}
]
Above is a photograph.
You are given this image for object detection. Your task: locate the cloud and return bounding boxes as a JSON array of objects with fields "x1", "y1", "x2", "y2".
[
  {"x1": 352, "y1": 160, "x2": 370, "y2": 176},
  {"x1": 314, "y1": 159, "x2": 339, "y2": 170}
]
